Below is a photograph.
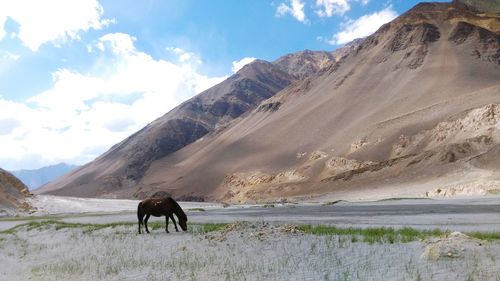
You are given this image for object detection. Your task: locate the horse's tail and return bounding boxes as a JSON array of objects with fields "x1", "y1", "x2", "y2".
[{"x1": 137, "y1": 201, "x2": 144, "y2": 233}]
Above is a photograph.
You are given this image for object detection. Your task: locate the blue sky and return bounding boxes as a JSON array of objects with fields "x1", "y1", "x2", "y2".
[{"x1": 0, "y1": 0, "x2": 449, "y2": 170}]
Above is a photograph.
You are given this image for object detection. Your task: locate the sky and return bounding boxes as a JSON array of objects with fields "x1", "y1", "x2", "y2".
[{"x1": 0, "y1": 0, "x2": 450, "y2": 171}]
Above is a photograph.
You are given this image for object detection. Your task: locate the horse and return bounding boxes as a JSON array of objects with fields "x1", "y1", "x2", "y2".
[{"x1": 137, "y1": 197, "x2": 188, "y2": 234}]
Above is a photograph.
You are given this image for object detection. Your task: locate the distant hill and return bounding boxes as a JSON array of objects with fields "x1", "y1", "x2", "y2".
[{"x1": 11, "y1": 163, "x2": 78, "y2": 190}]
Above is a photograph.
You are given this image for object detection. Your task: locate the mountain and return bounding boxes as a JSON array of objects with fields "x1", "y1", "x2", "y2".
[
  {"x1": 455, "y1": 0, "x2": 500, "y2": 13},
  {"x1": 37, "y1": 43, "x2": 361, "y2": 199},
  {"x1": 0, "y1": 168, "x2": 31, "y2": 215},
  {"x1": 41, "y1": 1, "x2": 500, "y2": 202},
  {"x1": 10, "y1": 163, "x2": 79, "y2": 190}
]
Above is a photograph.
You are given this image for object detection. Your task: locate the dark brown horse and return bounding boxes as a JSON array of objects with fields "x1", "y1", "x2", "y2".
[{"x1": 137, "y1": 197, "x2": 187, "y2": 234}]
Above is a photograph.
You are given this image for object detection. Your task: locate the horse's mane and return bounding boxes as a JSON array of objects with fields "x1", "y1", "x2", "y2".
[{"x1": 168, "y1": 197, "x2": 187, "y2": 221}]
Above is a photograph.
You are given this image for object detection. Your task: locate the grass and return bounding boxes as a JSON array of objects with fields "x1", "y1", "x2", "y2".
[
  {"x1": 0, "y1": 220, "x2": 136, "y2": 234},
  {"x1": 4, "y1": 219, "x2": 500, "y2": 244},
  {"x1": 0, "y1": 211, "x2": 135, "y2": 222},
  {"x1": 487, "y1": 189, "x2": 500, "y2": 195},
  {"x1": 298, "y1": 225, "x2": 445, "y2": 243},
  {"x1": 466, "y1": 231, "x2": 500, "y2": 241},
  {"x1": 0, "y1": 219, "x2": 227, "y2": 235},
  {"x1": 200, "y1": 223, "x2": 227, "y2": 233}
]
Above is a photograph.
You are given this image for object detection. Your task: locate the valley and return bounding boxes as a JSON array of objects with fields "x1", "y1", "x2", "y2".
[{"x1": 1, "y1": 0, "x2": 500, "y2": 280}]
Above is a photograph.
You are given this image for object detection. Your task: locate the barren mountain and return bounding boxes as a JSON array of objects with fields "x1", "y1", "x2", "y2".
[
  {"x1": 37, "y1": 45, "x2": 357, "y2": 198},
  {"x1": 0, "y1": 168, "x2": 31, "y2": 214},
  {"x1": 41, "y1": 1, "x2": 500, "y2": 202}
]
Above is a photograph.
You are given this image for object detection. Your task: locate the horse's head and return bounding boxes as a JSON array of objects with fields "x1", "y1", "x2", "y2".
[
  {"x1": 169, "y1": 197, "x2": 188, "y2": 231},
  {"x1": 179, "y1": 217, "x2": 188, "y2": 231}
]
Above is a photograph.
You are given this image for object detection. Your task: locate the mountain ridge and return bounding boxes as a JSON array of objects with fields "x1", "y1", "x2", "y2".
[{"x1": 37, "y1": 42, "x2": 362, "y2": 198}]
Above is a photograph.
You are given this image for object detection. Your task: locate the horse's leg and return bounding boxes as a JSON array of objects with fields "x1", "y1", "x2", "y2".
[
  {"x1": 170, "y1": 214, "x2": 179, "y2": 232},
  {"x1": 137, "y1": 202, "x2": 144, "y2": 234},
  {"x1": 165, "y1": 216, "x2": 170, "y2": 233},
  {"x1": 138, "y1": 214, "x2": 144, "y2": 234},
  {"x1": 144, "y1": 214, "x2": 151, "y2": 233}
]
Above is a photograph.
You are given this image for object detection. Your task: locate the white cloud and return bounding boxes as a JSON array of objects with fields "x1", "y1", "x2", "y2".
[
  {"x1": 276, "y1": 0, "x2": 307, "y2": 23},
  {"x1": 231, "y1": 57, "x2": 256, "y2": 73},
  {"x1": 166, "y1": 47, "x2": 201, "y2": 64},
  {"x1": 97, "y1": 33, "x2": 136, "y2": 54},
  {"x1": 329, "y1": 6, "x2": 398, "y2": 45},
  {"x1": 0, "y1": 33, "x2": 227, "y2": 170},
  {"x1": 0, "y1": 51, "x2": 20, "y2": 61},
  {"x1": 0, "y1": 0, "x2": 113, "y2": 51},
  {"x1": 315, "y1": 0, "x2": 350, "y2": 17},
  {"x1": 278, "y1": 0, "x2": 373, "y2": 21}
]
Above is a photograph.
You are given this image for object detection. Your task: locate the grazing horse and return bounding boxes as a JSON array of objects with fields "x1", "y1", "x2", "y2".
[{"x1": 137, "y1": 197, "x2": 187, "y2": 234}]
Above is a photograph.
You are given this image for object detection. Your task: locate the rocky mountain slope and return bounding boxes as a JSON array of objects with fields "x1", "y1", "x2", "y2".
[
  {"x1": 37, "y1": 42, "x2": 361, "y2": 198},
  {"x1": 0, "y1": 168, "x2": 31, "y2": 214},
  {"x1": 41, "y1": 1, "x2": 500, "y2": 202},
  {"x1": 456, "y1": 0, "x2": 500, "y2": 13}
]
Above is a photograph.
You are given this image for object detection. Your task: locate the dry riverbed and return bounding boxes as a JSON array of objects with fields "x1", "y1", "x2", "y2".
[{"x1": 2, "y1": 195, "x2": 500, "y2": 280}]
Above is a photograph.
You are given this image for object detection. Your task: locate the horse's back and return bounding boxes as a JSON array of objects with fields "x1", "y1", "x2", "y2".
[{"x1": 139, "y1": 198, "x2": 172, "y2": 216}]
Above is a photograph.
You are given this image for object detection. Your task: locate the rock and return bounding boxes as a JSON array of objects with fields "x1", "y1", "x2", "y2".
[{"x1": 421, "y1": 232, "x2": 484, "y2": 261}]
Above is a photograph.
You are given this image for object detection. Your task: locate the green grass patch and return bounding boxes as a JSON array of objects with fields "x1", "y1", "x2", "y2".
[
  {"x1": 200, "y1": 223, "x2": 227, "y2": 233},
  {"x1": 5, "y1": 219, "x2": 500, "y2": 243},
  {"x1": 298, "y1": 225, "x2": 445, "y2": 243},
  {"x1": 487, "y1": 189, "x2": 500, "y2": 195},
  {"x1": 0, "y1": 211, "x2": 135, "y2": 222},
  {"x1": 0, "y1": 219, "x2": 228, "y2": 235},
  {"x1": 466, "y1": 231, "x2": 500, "y2": 241},
  {"x1": 0, "y1": 220, "x2": 136, "y2": 234}
]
